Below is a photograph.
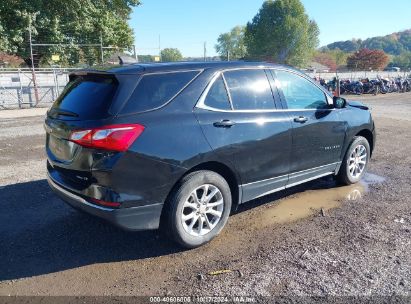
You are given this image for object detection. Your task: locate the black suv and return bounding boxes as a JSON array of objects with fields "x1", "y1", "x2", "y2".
[{"x1": 45, "y1": 62, "x2": 376, "y2": 248}]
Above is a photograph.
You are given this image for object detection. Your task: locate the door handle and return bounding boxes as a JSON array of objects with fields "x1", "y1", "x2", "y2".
[
  {"x1": 213, "y1": 119, "x2": 236, "y2": 128},
  {"x1": 294, "y1": 116, "x2": 308, "y2": 123}
]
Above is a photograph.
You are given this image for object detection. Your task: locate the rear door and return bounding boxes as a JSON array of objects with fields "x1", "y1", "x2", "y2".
[
  {"x1": 271, "y1": 69, "x2": 346, "y2": 186},
  {"x1": 195, "y1": 68, "x2": 292, "y2": 202}
]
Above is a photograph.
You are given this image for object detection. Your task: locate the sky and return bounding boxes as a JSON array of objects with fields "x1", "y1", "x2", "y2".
[{"x1": 129, "y1": 0, "x2": 411, "y2": 57}]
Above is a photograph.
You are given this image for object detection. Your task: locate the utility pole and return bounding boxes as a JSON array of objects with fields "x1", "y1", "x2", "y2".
[
  {"x1": 158, "y1": 35, "x2": 161, "y2": 61},
  {"x1": 133, "y1": 45, "x2": 138, "y2": 61},
  {"x1": 204, "y1": 42, "x2": 207, "y2": 61},
  {"x1": 28, "y1": 15, "x2": 40, "y2": 106},
  {"x1": 100, "y1": 33, "x2": 104, "y2": 64}
]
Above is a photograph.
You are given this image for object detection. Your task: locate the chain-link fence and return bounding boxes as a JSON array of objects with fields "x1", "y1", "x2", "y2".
[
  {"x1": 0, "y1": 68, "x2": 79, "y2": 109},
  {"x1": 306, "y1": 70, "x2": 410, "y2": 81}
]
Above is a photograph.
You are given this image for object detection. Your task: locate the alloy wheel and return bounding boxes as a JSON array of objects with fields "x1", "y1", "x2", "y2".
[
  {"x1": 348, "y1": 144, "x2": 367, "y2": 178},
  {"x1": 181, "y1": 184, "x2": 224, "y2": 237}
]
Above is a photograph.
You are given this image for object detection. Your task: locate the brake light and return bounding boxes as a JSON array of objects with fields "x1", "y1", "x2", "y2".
[{"x1": 69, "y1": 124, "x2": 144, "y2": 152}]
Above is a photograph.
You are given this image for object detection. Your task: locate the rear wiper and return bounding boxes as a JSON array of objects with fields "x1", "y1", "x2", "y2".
[{"x1": 48, "y1": 109, "x2": 79, "y2": 118}]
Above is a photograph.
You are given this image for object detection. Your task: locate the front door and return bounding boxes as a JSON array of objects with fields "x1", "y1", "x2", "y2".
[
  {"x1": 271, "y1": 69, "x2": 346, "y2": 186},
  {"x1": 195, "y1": 69, "x2": 292, "y2": 202}
]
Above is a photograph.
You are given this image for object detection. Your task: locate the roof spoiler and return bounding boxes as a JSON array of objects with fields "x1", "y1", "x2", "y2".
[
  {"x1": 118, "y1": 55, "x2": 138, "y2": 65},
  {"x1": 68, "y1": 70, "x2": 117, "y2": 82}
]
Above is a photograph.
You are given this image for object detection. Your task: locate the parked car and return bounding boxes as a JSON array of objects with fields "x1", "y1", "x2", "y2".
[{"x1": 45, "y1": 62, "x2": 376, "y2": 248}]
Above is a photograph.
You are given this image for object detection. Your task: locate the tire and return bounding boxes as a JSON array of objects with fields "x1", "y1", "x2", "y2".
[
  {"x1": 165, "y1": 170, "x2": 232, "y2": 248},
  {"x1": 337, "y1": 136, "x2": 370, "y2": 185}
]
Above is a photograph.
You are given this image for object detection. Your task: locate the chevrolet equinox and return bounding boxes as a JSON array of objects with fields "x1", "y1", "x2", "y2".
[{"x1": 45, "y1": 62, "x2": 376, "y2": 248}]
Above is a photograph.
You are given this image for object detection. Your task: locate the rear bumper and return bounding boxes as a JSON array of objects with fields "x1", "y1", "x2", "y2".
[{"x1": 47, "y1": 174, "x2": 163, "y2": 231}]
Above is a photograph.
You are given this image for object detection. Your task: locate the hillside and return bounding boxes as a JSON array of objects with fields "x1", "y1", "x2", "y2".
[{"x1": 324, "y1": 29, "x2": 411, "y2": 55}]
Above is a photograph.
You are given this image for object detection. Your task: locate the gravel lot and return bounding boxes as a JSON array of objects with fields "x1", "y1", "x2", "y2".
[{"x1": 0, "y1": 93, "x2": 410, "y2": 298}]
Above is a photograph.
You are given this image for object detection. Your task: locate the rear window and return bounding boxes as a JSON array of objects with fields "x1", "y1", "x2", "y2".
[
  {"x1": 51, "y1": 75, "x2": 117, "y2": 120},
  {"x1": 120, "y1": 70, "x2": 200, "y2": 114}
]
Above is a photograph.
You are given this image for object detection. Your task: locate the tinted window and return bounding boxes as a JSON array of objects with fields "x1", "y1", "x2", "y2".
[
  {"x1": 275, "y1": 70, "x2": 328, "y2": 110},
  {"x1": 51, "y1": 76, "x2": 117, "y2": 120},
  {"x1": 204, "y1": 76, "x2": 231, "y2": 110},
  {"x1": 121, "y1": 71, "x2": 199, "y2": 114},
  {"x1": 223, "y1": 69, "x2": 275, "y2": 110}
]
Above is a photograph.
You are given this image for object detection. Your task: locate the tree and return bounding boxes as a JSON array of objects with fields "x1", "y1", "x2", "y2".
[
  {"x1": 391, "y1": 52, "x2": 411, "y2": 69},
  {"x1": 326, "y1": 39, "x2": 362, "y2": 53},
  {"x1": 215, "y1": 26, "x2": 246, "y2": 60},
  {"x1": 160, "y1": 48, "x2": 183, "y2": 62},
  {"x1": 327, "y1": 48, "x2": 349, "y2": 68},
  {"x1": 244, "y1": 0, "x2": 319, "y2": 67},
  {"x1": 325, "y1": 29, "x2": 411, "y2": 56},
  {"x1": 138, "y1": 54, "x2": 155, "y2": 63},
  {"x1": 313, "y1": 52, "x2": 337, "y2": 71},
  {"x1": 0, "y1": 0, "x2": 140, "y2": 67},
  {"x1": 0, "y1": 53, "x2": 24, "y2": 67},
  {"x1": 347, "y1": 48, "x2": 389, "y2": 70}
]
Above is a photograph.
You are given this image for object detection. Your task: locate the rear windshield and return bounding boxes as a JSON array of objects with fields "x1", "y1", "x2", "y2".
[
  {"x1": 51, "y1": 75, "x2": 117, "y2": 120},
  {"x1": 120, "y1": 70, "x2": 200, "y2": 114}
]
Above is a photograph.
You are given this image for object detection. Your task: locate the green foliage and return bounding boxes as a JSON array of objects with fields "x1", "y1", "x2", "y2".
[
  {"x1": 326, "y1": 49, "x2": 349, "y2": 67},
  {"x1": 391, "y1": 52, "x2": 411, "y2": 69},
  {"x1": 160, "y1": 48, "x2": 183, "y2": 62},
  {"x1": 326, "y1": 30, "x2": 411, "y2": 56},
  {"x1": 138, "y1": 54, "x2": 155, "y2": 63},
  {"x1": 347, "y1": 49, "x2": 389, "y2": 71},
  {"x1": 215, "y1": 26, "x2": 246, "y2": 60},
  {"x1": 325, "y1": 39, "x2": 362, "y2": 53},
  {"x1": 244, "y1": 0, "x2": 319, "y2": 67},
  {"x1": 0, "y1": 0, "x2": 140, "y2": 67}
]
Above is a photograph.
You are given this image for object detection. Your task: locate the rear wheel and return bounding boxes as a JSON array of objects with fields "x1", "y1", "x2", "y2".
[
  {"x1": 166, "y1": 170, "x2": 232, "y2": 248},
  {"x1": 337, "y1": 136, "x2": 370, "y2": 185}
]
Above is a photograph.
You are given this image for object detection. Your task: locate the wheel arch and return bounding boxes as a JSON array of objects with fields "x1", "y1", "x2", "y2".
[
  {"x1": 159, "y1": 161, "x2": 241, "y2": 229},
  {"x1": 355, "y1": 129, "x2": 374, "y2": 156}
]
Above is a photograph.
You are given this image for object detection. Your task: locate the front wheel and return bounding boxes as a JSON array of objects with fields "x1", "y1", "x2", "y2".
[
  {"x1": 337, "y1": 136, "x2": 370, "y2": 185},
  {"x1": 165, "y1": 170, "x2": 232, "y2": 248}
]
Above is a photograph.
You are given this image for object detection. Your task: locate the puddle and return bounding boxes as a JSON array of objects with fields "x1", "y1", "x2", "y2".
[
  {"x1": 252, "y1": 173, "x2": 385, "y2": 228},
  {"x1": 361, "y1": 172, "x2": 386, "y2": 184}
]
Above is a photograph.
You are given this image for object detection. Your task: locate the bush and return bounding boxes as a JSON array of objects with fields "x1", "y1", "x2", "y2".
[{"x1": 0, "y1": 53, "x2": 25, "y2": 68}]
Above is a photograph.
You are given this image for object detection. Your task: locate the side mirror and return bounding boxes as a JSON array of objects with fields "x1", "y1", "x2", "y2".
[{"x1": 333, "y1": 96, "x2": 346, "y2": 109}]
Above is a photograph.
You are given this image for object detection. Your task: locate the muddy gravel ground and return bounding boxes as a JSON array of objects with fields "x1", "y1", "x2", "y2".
[{"x1": 0, "y1": 93, "x2": 410, "y2": 299}]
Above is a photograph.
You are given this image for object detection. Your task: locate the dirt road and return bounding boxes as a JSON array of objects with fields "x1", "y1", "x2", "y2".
[{"x1": 0, "y1": 93, "x2": 410, "y2": 297}]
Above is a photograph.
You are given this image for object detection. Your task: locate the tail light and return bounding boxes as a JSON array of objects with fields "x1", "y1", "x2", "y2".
[{"x1": 69, "y1": 124, "x2": 145, "y2": 152}]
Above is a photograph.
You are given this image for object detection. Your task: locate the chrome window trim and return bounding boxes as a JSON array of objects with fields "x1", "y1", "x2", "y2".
[
  {"x1": 221, "y1": 73, "x2": 234, "y2": 110},
  {"x1": 196, "y1": 67, "x2": 336, "y2": 113}
]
